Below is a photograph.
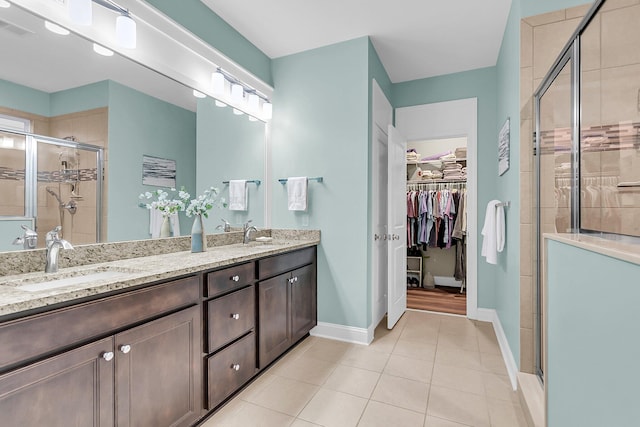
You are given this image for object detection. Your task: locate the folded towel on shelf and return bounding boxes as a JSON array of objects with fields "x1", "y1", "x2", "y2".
[
  {"x1": 406, "y1": 152, "x2": 420, "y2": 161},
  {"x1": 287, "y1": 177, "x2": 308, "y2": 211},
  {"x1": 228, "y1": 180, "x2": 248, "y2": 211},
  {"x1": 455, "y1": 147, "x2": 467, "y2": 158},
  {"x1": 439, "y1": 152, "x2": 456, "y2": 160},
  {"x1": 421, "y1": 150, "x2": 452, "y2": 161}
]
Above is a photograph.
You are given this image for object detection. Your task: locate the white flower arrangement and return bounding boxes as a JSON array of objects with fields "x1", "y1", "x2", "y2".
[
  {"x1": 138, "y1": 187, "x2": 190, "y2": 217},
  {"x1": 185, "y1": 186, "x2": 226, "y2": 218}
]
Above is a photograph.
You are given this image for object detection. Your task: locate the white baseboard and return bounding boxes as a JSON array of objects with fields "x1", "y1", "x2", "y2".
[
  {"x1": 476, "y1": 308, "x2": 519, "y2": 390},
  {"x1": 310, "y1": 322, "x2": 373, "y2": 345}
]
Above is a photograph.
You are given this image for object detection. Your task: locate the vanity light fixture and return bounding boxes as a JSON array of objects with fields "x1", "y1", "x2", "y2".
[
  {"x1": 211, "y1": 71, "x2": 225, "y2": 95},
  {"x1": 68, "y1": 0, "x2": 92, "y2": 26},
  {"x1": 231, "y1": 84, "x2": 244, "y2": 103},
  {"x1": 45, "y1": 21, "x2": 70, "y2": 35},
  {"x1": 93, "y1": 43, "x2": 114, "y2": 56},
  {"x1": 115, "y1": 13, "x2": 136, "y2": 49},
  {"x1": 262, "y1": 102, "x2": 273, "y2": 120},
  {"x1": 247, "y1": 93, "x2": 260, "y2": 112},
  {"x1": 193, "y1": 90, "x2": 206, "y2": 99},
  {"x1": 215, "y1": 100, "x2": 227, "y2": 108},
  {"x1": 233, "y1": 108, "x2": 244, "y2": 115},
  {"x1": 0, "y1": 1, "x2": 11, "y2": 9}
]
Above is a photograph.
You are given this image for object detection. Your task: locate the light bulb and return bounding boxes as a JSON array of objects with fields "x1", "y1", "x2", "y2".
[
  {"x1": 215, "y1": 100, "x2": 227, "y2": 108},
  {"x1": 233, "y1": 108, "x2": 244, "y2": 115},
  {"x1": 68, "y1": 0, "x2": 92, "y2": 26},
  {"x1": 231, "y1": 84, "x2": 244, "y2": 103},
  {"x1": 0, "y1": 1, "x2": 11, "y2": 9},
  {"x1": 262, "y1": 102, "x2": 272, "y2": 120},
  {"x1": 211, "y1": 71, "x2": 225, "y2": 95},
  {"x1": 193, "y1": 90, "x2": 206, "y2": 99},
  {"x1": 116, "y1": 14, "x2": 136, "y2": 49},
  {"x1": 45, "y1": 21, "x2": 70, "y2": 35},
  {"x1": 93, "y1": 43, "x2": 114, "y2": 57},
  {"x1": 248, "y1": 94, "x2": 259, "y2": 112}
]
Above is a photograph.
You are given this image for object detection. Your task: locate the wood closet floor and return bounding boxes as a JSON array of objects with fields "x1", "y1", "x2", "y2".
[{"x1": 407, "y1": 286, "x2": 466, "y2": 315}]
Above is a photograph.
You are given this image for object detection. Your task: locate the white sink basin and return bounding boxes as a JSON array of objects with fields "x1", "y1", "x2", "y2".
[{"x1": 12, "y1": 268, "x2": 139, "y2": 293}]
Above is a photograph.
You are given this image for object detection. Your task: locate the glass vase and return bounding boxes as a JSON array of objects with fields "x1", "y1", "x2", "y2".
[{"x1": 160, "y1": 215, "x2": 172, "y2": 238}]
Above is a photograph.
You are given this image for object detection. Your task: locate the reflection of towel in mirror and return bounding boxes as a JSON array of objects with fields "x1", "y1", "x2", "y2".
[
  {"x1": 149, "y1": 209, "x2": 180, "y2": 238},
  {"x1": 287, "y1": 177, "x2": 308, "y2": 211},
  {"x1": 229, "y1": 180, "x2": 248, "y2": 211},
  {"x1": 481, "y1": 200, "x2": 505, "y2": 264}
]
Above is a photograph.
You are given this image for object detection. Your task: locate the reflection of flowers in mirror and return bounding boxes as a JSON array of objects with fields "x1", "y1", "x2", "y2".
[
  {"x1": 186, "y1": 187, "x2": 226, "y2": 218},
  {"x1": 138, "y1": 188, "x2": 190, "y2": 217}
]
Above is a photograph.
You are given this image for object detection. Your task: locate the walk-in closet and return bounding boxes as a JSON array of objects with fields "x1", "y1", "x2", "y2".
[{"x1": 406, "y1": 137, "x2": 468, "y2": 315}]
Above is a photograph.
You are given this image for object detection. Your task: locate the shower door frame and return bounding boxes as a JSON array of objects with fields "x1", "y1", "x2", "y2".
[{"x1": 0, "y1": 127, "x2": 104, "y2": 243}]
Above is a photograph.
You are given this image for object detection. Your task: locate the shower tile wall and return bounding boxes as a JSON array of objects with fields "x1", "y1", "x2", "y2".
[{"x1": 45, "y1": 107, "x2": 108, "y2": 246}]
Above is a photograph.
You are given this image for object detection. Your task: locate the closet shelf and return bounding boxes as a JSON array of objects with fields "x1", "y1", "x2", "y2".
[
  {"x1": 407, "y1": 179, "x2": 467, "y2": 185},
  {"x1": 407, "y1": 158, "x2": 467, "y2": 166}
]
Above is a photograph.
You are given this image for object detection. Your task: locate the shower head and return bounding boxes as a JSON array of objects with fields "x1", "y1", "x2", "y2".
[{"x1": 46, "y1": 187, "x2": 63, "y2": 205}]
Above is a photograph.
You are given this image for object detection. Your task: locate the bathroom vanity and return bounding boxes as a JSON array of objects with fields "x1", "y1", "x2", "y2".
[{"x1": 0, "y1": 231, "x2": 318, "y2": 426}]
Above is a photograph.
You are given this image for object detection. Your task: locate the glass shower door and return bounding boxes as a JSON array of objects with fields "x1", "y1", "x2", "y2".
[{"x1": 534, "y1": 47, "x2": 576, "y2": 380}]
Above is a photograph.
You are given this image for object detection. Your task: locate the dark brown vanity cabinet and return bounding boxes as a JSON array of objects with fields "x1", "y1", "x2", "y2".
[
  {"x1": 0, "y1": 276, "x2": 202, "y2": 427},
  {"x1": 204, "y1": 262, "x2": 257, "y2": 410},
  {"x1": 257, "y1": 247, "x2": 317, "y2": 369}
]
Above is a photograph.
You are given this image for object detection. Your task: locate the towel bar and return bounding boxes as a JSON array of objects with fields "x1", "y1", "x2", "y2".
[
  {"x1": 278, "y1": 177, "x2": 323, "y2": 184},
  {"x1": 222, "y1": 180, "x2": 261, "y2": 185}
]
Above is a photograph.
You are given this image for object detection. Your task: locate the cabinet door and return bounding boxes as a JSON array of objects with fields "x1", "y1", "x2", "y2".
[
  {"x1": 257, "y1": 273, "x2": 290, "y2": 369},
  {"x1": 115, "y1": 305, "x2": 202, "y2": 427},
  {"x1": 290, "y1": 263, "x2": 317, "y2": 343},
  {"x1": 0, "y1": 337, "x2": 114, "y2": 427}
]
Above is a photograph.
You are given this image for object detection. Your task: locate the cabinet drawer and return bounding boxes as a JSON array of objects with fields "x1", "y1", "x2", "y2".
[
  {"x1": 258, "y1": 247, "x2": 316, "y2": 279},
  {"x1": 206, "y1": 262, "x2": 254, "y2": 298},
  {"x1": 0, "y1": 275, "x2": 199, "y2": 372},
  {"x1": 206, "y1": 332, "x2": 256, "y2": 409},
  {"x1": 207, "y1": 286, "x2": 255, "y2": 352}
]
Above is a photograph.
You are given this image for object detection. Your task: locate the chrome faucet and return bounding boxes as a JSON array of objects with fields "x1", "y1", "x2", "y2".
[
  {"x1": 13, "y1": 225, "x2": 38, "y2": 250},
  {"x1": 215, "y1": 218, "x2": 231, "y2": 233},
  {"x1": 45, "y1": 226, "x2": 74, "y2": 273},
  {"x1": 243, "y1": 220, "x2": 258, "y2": 244}
]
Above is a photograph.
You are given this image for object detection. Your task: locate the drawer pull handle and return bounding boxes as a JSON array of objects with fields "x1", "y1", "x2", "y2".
[
  {"x1": 231, "y1": 275, "x2": 240, "y2": 282},
  {"x1": 120, "y1": 344, "x2": 131, "y2": 354},
  {"x1": 102, "y1": 351, "x2": 114, "y2": 362},
  {"x1": 231, "y1": 364, "x2": 240, "y2": 371},
  {"x1": 231, "y1": 313, "x2": 240, "y2": 320}
]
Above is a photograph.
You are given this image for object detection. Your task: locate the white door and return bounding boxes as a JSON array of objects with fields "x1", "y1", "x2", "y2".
[
  {"x1": 387, "y1": 125, "x2": 407, "y2": 329},
  {"x1": 371, "y1": 80, "x2": 392, "y2": 328}
]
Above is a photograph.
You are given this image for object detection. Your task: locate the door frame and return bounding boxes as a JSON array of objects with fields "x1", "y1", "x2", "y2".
[{"x1": 395, "y1": 98, "x2": 478, "y2": 319}]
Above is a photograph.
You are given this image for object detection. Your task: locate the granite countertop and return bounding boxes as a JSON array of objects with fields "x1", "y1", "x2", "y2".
[{"x1": 0, "y1": 235, "x2": 319, "y2": 319}]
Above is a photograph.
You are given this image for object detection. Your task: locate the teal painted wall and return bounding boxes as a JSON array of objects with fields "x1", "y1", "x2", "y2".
[
  {"x1": 0, "y1": 79, "x2": 50, "y2": 117},
  {"x1": 196, "y1": 97, "x2": 265, "y2": 231},
  {"x1": 494, "y1": 0, "x2": 522, "y2": 367},
  {"x1": 50, "y1": 81, "x2": 109, "y2": 116},
  {"x1": 546, "y1": 240, "x2": 640, "y2": 426},
  {"x1": 392, "y1": 67, "x2": 498, "y2": 310},
  {"x1": 271, "y1": 37, "x2": 370, "y2": 329},
  {"x1": 106, "y1": 81, "x2": 196, "y2": 242},
  {"x1": 145, "y1": 0, "x2": 272, "y2": 86}
]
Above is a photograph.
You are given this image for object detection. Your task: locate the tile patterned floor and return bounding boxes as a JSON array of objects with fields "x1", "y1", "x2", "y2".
[{"x1": 201, "y1": 310, "x2": 528, "y2": 427}]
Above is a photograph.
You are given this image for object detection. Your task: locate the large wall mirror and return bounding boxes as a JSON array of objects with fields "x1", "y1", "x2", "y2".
[{"x1": 0, "y1": 2, "x2": 267, "y2": 252}]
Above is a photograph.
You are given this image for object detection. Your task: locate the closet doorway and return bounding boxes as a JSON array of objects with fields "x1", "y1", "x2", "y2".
[
  {"x1": 396, "y1": 99, "x2": 478, "y2": 319},
  {"x1": 406, "y1": 137, "x2": 468, "y2": 315}
]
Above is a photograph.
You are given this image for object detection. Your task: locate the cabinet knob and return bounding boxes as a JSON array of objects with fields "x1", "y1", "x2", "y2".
[
  {"x1": 231, "y1": 364, "x2": 240, "y2": 371},
  {"x1": 102, "y1": 351, "x2": 114, "y2": 362},
  {"x1": 231, "y1": 275, "x2": 240, "y2": 282},
  {"x1": 119, "y1": 344, "x2": 131, "y2": 354},
  {"x1": 230, "y1": 313, "x2": 240, "y2": 320}
]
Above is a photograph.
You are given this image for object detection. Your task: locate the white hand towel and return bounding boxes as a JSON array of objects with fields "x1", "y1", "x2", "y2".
[
  {"x1": 287, "y1": 177, "x2": 308, "y2": 211},
  {"x1": 170, "y1": 212, "x2": 180, "y2": 236},
  {"x1": 481, "y1": 200, "x2": 505, "y2": 265},
  {"x1": 228, "y1": 180, "x2": 248, "y2": 211}
]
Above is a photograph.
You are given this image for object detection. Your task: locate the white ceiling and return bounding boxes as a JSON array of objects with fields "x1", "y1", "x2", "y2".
[{"x1": 201, "y1": 0, "x2": 512, "y2": 83}]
